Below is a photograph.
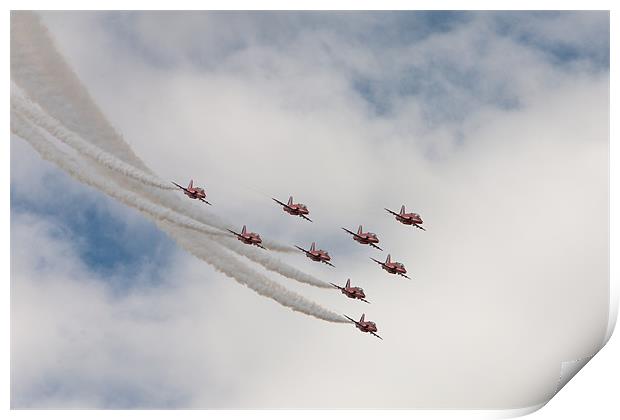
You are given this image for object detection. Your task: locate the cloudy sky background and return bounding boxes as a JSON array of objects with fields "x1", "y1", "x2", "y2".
[{"x1": 11, "y1": 11, "x2": 609, "y2": 409}]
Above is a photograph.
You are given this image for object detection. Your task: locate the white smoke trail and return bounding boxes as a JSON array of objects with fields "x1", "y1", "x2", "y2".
[
  {"x1": 11, "y1": 11, "x2": 152, "y2": 173},
  {"x1": 15, "y1": 94, "x2": 326, "y2": 287},
  {"x1": 11, "y1": 112, "x2": 229, "y2": 239},
  {"x1": 8, "y1": 12, "x2": 288, "y2": 248},
  {"x1": 165, "y1": 224, "x2": 346, "y2": 322},
  {"x1": 11, "y1": 10, "x2": 334, "y2": 289},
  {"x1": 217, "y1": 236, "x2": 332, "y2": 289},
  {"x1": 11, "y1": 112, "x2": 344, "y2": 322},
  {"x1": 11, "y1": 82, "x2": 296, "y2": 254},
  {"x1": 11, "y1": 89, "x2": 176, "y2": 191}
]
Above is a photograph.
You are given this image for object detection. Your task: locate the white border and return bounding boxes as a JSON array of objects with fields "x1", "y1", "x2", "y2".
[{"x1": 4, "y1": 1, "x2": 617, "y2": 418}]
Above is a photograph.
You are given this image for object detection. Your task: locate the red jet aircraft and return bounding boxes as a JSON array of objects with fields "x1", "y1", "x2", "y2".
[
  {"x1": 344, "y1": 313, "x2": 382, "y2": 339},
  {"x1": 226, "y1": 225, "x2": 265, "y2": 249},
  {"x1": 172, "y1": 179, "x2": 211, "y2": 205},
  {"x1": 272, "y1": 196, "x2": 312, "y2": 222},
  {"x1": 385, "y1": 205, "x2": 425, "y2": 230},
  {"x1": 330, "y1": 279, "x2": 369, "y2": 303},
  {"x1": 295, "y1": 242, "x2": 335, "y2": 267},
  {"x1": 342, "y1": 225, "x2": 383, "y2": 250},
  {"x1": 370, "y1": 254, "x2": 411, "y2": 279}
]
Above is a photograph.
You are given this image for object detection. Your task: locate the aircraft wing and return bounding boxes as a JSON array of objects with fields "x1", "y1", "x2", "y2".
[
  {"x1": 371, "y1": 332, "x2": 383, "y2": 340},
  {"x1": 172, "y1": 182, "x2": 189, "y2": 193},
  {"x1": 342, "y1": 227, "x2": 363, "y2": 239},
  {"x1": 369, "y1": 243, "x2": 383, "y2": 251},
  {"x1": 414, "y1": 224, "x2": 426, "y2": 231},
  {"x1": 199, "y1": 198, "x2": 212, "y2": 205},
  {"x1": 400, "y1": 273, "x2": 412, "y2": 280},
  {"x1": 384, "y1": 208, "x2": 399, "y2": 217},
  {"x1": 272, "y1": 198, "x2": 293, "y2": 210},
  {"x1": 324, "y1": 261, "x2": 336, "y2": 268},
  {"x1": 256, "y1": 243, "x2": 267, "y2": 250},
  {"x1": 329, "y1": 283, "x2": 344, "y2": 291},
  {"x1": 226, "y1": 229, "x2": 241, "y2": 238},
  {"x1": 343, "y1": 314, "x2": 358, "y2": 324},
  {"x1": 294, "y1": 245, "x2": 309, "y2": 254},
  {"x1": 360, "y1": 298, "x2": 371, "y2": 304},
  {"x1": 300, "y1": 214, "x2": 313, "y2": 222},
  {"x1": 369, "y1": 257, "x2": 383, "y2": 266}
]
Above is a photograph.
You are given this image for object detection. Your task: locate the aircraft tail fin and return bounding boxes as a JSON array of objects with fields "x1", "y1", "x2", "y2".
[
  {"x1": 287, "y1": 196, "x2": 293, "y2": 206},
  {"x1": 357, "y1": 225, "x2": 363, "y2": 235},
  {"x1": 188, "y1": 179, "x2": 193, "y2": 189},
  {"x1": 400, "y1": 205, "x2": 406, "y2": 215},
  {"x1": 310, "y1": 242, "x2": 316, "y2": 251},
  {"x1": 360, "y1": 314, "x2": 365, "y2": 323},
  {"x1": 346, "y1": 279, "x2": 351, "y2": 288},
  {"x1": 241, "y1": 225, "x2": 247, "y2": 234},
  {"x1": 386, "y1": 254, "x2": 391, "y2": 264}
]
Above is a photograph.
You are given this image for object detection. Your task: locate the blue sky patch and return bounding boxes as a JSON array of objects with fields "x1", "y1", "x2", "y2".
[{"x1": 11, "y1": 165, "x2": 177, "y2": 291}]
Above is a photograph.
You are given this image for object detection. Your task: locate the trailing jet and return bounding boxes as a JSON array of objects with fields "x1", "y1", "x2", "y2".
[
  {"x1": 344, "y1": 313, "x2": 382, "y2": 339},
  {"x1": 226, "y1": 225, "x2": 265, "y2": 249},
  {"x1": 370, "y1": 254, "x2": 411, "y2": 279},
  {"x1": 272, "y1": 196, "x2": 312, "y2": 222},
  {"x1": 295, "y1": 242, "x2": 335, "y2": 267},
  {"x1": 342, "y1": 225, "x2": 382, "y2": 250},
  {"x1": 385, "y1": 205, "x2": 425, "y2": 230},
  {"x1": 172, "y1": 179, "x2": 211, "y2": 205},
  {"x1": 330, "y1": 279, "x2": 369, "y2": 303}
]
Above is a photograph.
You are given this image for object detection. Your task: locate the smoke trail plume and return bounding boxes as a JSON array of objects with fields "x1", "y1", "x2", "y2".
[
  {"x1": 15, "y1": 93, "x2": 323, "y2": 287},
  {"x1": 12, "y1": 88, "x2": 176, "y2": 191},
  {"x1": 11, "y1": 113, "x2": 229, "y2": 239},
  {"x1": 218, "y1": 236, "x2": 332, "y2": 288},
  {"x1": 11, "y1": 10, "x2": 335, "y2": 299},
  {"x1": 11, "y1": 111, "x2": 344, "y2": 322},
  {"x1": 11, "y1": 11, "x2": 152, "y2": 172},
  {"x1": 165, "y1": 224, "x2": 346, "y2": 322},
  {"x1": 12, "y1": 81, "x2": 295, "y2": 253}
]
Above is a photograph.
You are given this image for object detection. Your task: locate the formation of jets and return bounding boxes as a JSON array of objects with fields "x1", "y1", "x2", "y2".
[{"x1": 173, "y1": 179, "x2": 426, "y2": 341}]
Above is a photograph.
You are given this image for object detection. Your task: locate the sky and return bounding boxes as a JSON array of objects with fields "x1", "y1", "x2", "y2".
[{"x1": 10, "y1": 11, "x2": 610, "y2": 409}]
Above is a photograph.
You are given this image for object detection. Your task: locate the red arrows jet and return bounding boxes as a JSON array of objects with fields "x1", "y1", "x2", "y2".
[
  {"x1": 342, "y1": 225, "x2": 383, "y2": 250},
  {"x1": 226, "y1": 225, "x2": 265, "y2": 249},
  {"x1": 344, "y1": 313, "x2": 382, "y2": 340},
  {"x1": 370, "y1": 254, "x2": 411, "y2": 279},
  {"x1": 272, "y1": 196, "x2": 312, "y2": 222},
  {"x1": 295, "y1": 242, "x2": 335, "y2": 267},
  {"x1": 385, "y1": 205, "x2": 425, "y2": 230},
  {"x1": 330, "y1": 279, "x2": 369, "y2": 303},
  {"x1": 172, "y1": 179, "x2": 211, "y2": 205}
]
